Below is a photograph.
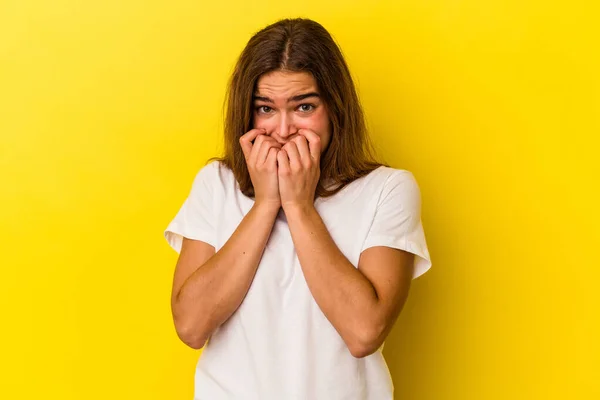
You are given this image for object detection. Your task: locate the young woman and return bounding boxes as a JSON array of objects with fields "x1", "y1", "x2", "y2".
[{"x1": 165, "y1": 17, "x2": 432, "y2": 400}]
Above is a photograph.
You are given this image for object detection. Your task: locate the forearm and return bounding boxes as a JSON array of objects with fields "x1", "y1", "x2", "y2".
[
  {"x1": 174, "y1": 202, "x2": 280, "y2": 347},
  {"x1": 284, "y1": 205, "x2": 383, "y2": 354}
]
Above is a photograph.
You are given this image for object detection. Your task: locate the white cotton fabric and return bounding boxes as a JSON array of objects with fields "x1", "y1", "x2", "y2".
[{"x1": 164, "y1": 160, "x2": 432, "y2": 400}]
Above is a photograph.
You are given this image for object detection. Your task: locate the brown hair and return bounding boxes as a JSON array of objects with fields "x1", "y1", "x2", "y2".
[{"x1": 207, "y1": 17, "x2": 388, "y2": 199}]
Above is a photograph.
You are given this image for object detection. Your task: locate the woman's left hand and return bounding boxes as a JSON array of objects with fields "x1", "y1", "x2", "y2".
[{"x1": 277, "y1": 129, "x2": 321, "y2": 212}]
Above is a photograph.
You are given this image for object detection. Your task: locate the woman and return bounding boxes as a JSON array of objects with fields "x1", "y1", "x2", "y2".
[{"x1": 165, "y1": 17, "x2": 432, "y2": 400}]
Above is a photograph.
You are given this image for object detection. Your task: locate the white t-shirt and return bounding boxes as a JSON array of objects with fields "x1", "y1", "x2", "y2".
[{"x1": 165, "y1": 160, "x2": 432, "y2": 400}]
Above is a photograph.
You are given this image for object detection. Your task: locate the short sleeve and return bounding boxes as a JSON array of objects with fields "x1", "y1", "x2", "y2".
[
  {"x1": 361, "y1": 170, "x2": 432, "y2": 280},
  {"x1": 164, "y1": 162, "x2": 218, "y2": 253}
]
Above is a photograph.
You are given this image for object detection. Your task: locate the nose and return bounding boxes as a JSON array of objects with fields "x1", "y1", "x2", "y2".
[{"x1": 276, "y1": 111, "x2": 298, "y2": 139}]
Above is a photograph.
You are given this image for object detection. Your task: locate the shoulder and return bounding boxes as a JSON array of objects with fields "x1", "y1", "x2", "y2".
[
  {"x1": 188, "y1": 160, "x2": 233, "y2": 195},
  {"x1": 368, "y1": 166, "x2": 419, "y2": 190},
  {"x1": 192, "y1": 160, "x2": 231, "y2": 184},
  {"x1": 195, "y1": 159, "x2": 221, "y2": 177},
  {"x1": 377, "y1": 165, "x2": 415, "y2": 179},
  {"x1": 369, "y1": 166, "x2": 422, "y2": 206}
]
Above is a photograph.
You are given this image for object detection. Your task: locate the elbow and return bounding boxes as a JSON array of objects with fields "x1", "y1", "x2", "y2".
[
  {"x1": 174, "y1": 318, "x2": 209, "y2": 350},
  {"x1": 346, "y1": 324, "x2": 386, "y2": 359},
  {"x1": 178, "y1": 327, "x2": 208, "y2": 350},
  {"x1": 348, "y1": 340, "x2": 381, "y2": 359},
  {"x1": 183, "y1": 336, "x2": 207, "y2": 350}
]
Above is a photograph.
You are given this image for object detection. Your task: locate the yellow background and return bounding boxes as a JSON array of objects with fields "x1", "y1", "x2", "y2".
[{"x1": 1, "y1": 1, "x2": 598, "y2": 399}]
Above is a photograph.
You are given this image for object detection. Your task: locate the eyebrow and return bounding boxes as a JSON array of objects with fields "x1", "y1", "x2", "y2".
[{"x1": 253, "y1": 92, "x2": 320, "y2": 103}]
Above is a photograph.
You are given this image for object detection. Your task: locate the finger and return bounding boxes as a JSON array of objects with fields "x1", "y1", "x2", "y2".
[
  {"x1": 298, "y1": 129, "x2": 321, "y2": 162},
  {"x1": 292, "y1": 135, "x2": 311, "y2": 166},
  {"x1": 258, "y1": 140, "x2": 281, "y2": 167},
  {"x1": 266, "y1": 146, "x2": 279, "y2": 171},
  {"x1": 248, "y1": 133, "x2": 268, "y2": 166},
  {"x1": 283, "y1": 141, "x2": 301, "y2": 171},
  {"x1": 239, "y1": 128, "x2": 266, "y2": 160},
  {"x1": 277, "y1": 148, "x2": 290, "y2": 174}
]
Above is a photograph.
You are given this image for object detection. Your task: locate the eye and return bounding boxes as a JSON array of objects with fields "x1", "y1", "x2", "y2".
[
  {"x1": 298, "y1": 104, "x2": 315, "y2": 112},
  {"x1": 256, "y1": 105, "x2": 273, "y2": 114}
]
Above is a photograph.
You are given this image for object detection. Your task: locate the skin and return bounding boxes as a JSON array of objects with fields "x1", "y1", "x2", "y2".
[
  {"x1": 171, "y1": 70, "x2": 415, "y2": 358},
  {"x1": 251, "y1": 70, "x2": 331, "y2": 209}
]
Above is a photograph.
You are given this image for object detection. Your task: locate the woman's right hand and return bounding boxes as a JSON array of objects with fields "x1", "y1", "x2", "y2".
[{"x1": 239, "y1": 128, "x2": 282, "y2": 210}]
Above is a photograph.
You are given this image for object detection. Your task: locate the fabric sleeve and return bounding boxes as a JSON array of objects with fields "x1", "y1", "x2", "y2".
[
  {"x1": 164, "y1": 162, "x2": 217, "y2": 254},
  {"x1": 361, "y1": 170, "x2": 432, "y2": 280}
]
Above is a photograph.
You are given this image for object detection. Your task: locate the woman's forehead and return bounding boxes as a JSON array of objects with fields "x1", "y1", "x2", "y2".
[{"x1": 255, "y1": 70, "x2": 318, "y2": 98}]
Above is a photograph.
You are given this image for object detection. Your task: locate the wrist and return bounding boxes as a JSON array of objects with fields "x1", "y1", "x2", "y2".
[
  {"x1": 253, "y1": 200, "x2": 281, "y2": 215},
  {"x1": 282, "y1": 202, "x2": 315, "y2": 217}
]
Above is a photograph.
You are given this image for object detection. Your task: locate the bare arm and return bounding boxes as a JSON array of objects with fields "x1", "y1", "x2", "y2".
[
  {"x1": 275, "y1": 130, "x2": 417, "y2": 358},
  {"x1": 284, "y1": 204, "x2": 414, "y2": 358},
  {"x1": 170, "y1": 202, "x2": 279, "y2": 349},
  {"x1": 170, "y1": 128, "x2": 283, "y2": 349}
]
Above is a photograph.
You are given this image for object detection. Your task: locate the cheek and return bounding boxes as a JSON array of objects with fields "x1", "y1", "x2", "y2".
[
  {"x1": 298, "y1": 110, "x2": 329, "y2": 133},
  {"x1": 252, "y1": 115, "x2": 277, "y2": 132}
]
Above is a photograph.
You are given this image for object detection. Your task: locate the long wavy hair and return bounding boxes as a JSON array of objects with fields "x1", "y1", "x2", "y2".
[{"x1": 207, "y1": 18, "x2": 388, "y2": 199}]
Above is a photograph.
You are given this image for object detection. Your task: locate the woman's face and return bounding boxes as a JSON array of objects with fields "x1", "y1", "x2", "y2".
[{"x1": 252, "y1": 70, "x2": 332, "y2": 153}]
